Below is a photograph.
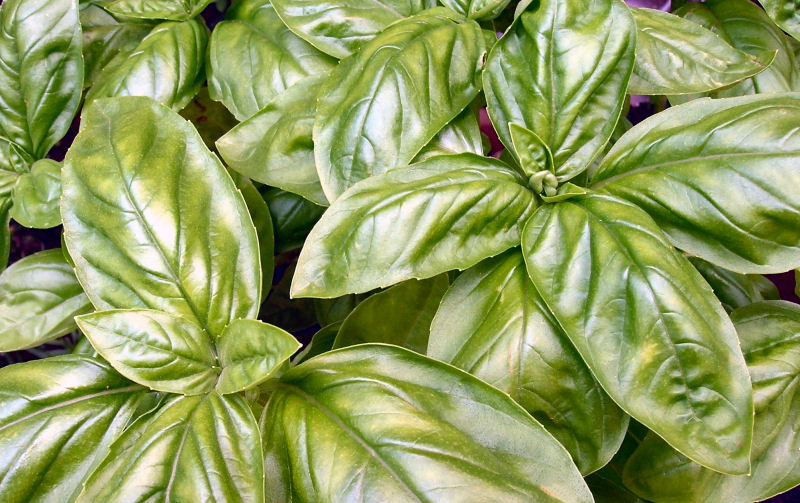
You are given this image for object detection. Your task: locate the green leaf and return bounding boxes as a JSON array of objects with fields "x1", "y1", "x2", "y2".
[
  {"x1": 0, "y1": 0, "x2": 83, "y2": 158},
  {"x1": 622, "y1": 301, "x2": 800, "y2": 503},
  {"x1": 178, "y1": 86, "x2": 238, "y2": 151},
  {"x1": 760, "y1": 0, "x2": 800, "y2": 43},
  {"x1": 10, "y1": 158, "x2": 61, "y2": 229},
  {"x1": 208, "y1": 0, "x2": 335, "y2": 121},
  {"x1": 483, "y1": 0, "x2": 635, "y2": 181},
  {"x1": 271, "y1": 0, "x2": 438, "y2": 59},
  {"x1": 103, "y1": 0, "x2": 214, "y2": 21},
  {"x1": 262, "y1": 344, "x2": 593, "y2": 502},
  {"x1": 76, "y1": 309, "x2": 219, "y2": 395},
  {"x1": 292, "y1": 154, "x2": 537, "y2": 298},
  {"x1": 522, "y1": 193, "x2": 753, "y2": 475},
  {"x1": 217, "y1": 74, "x2": 329, "y2": 205},
  {"x1": 86, "y1": 19, "x2": 207, "y2": 110},
  {"x1": 412, "y1": 105, "x2": 485, "y2": 162},
  {"x1": 314, "y1": 9, "x2": 486, "y2": 201},
  {"x1": 439, "y1": 0, "x2": 510, "y2": 21},
  {"x1": 689, "y1": 257, "x2": 779, "y2": 312},
  {"x1": 334, "y1": 275, "x2": 448, "y2": 353},
  {"x1": 234, "y1": 173, "x2": 275, "y2": 299},
  {"x1": 62, "y1": 97, "x2": 261, "y2": 335},
  {"x1": 314, "y1": 295, "x2": 363, "y2": 326},
  {"x1": 592, "y1": 93, "x2": 800, "y2": 274},
  {"x1": 428, "y1": 250, "x2": 627, "y2": 474},
  {"x1": 292, "y1": 321, "x2": 341, "y2": 365},
  {"x1": 0, "y1": 138, "x2": 32, "y2": 198},
  {"x1": 0, "y1": 355, "x2": 144, "y2": 503},
  {"x1": 629, "y1": 7, "x2": 772, "y2": 95},
  {"x1": 216, "y1": 319, "x2": 300, "y2": 394},
  {"x1": 0, "y1": 197, "x2": 10, "y2": 270},
  {"x1": 78, "y1": 393, "x2": 264, "y2": 503},
  {"x1": 0, "y1": 249, "x2": 91, "y2": 352},
  {"x1": 264, "y1": 188, "x2": 325, "y2": 253},
  {"x1": 508, "y1": 122, "x2": 553, "y2": 178}
]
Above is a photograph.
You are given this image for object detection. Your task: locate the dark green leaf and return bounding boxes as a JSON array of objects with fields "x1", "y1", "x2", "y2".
[
  {"x1": 292, "y1": 321, "x2": 341, "y2": 365},
  {"x1": 314, "y1": 295, "x2": 363, "y2": 326},
  {"x1": 689, "y1": 257, "x2": 779, "y2": 312},
  {"x1": 0, "y1": 197, "x2": 9, "y2": 270},
  {"x1": 483, "y1": 0, "x2": 635, "y2": 181},
  {"x1": 264, "y1": 188, "x2": 325, "y2": 253},
  {"x1": 103, "y1": 0, "x2": 214, "y2": 21},
  {"x1": 428, "y1": 250, "x2": 627, "y2": 474},
  {"x1": 292, "y1": 154, "x2": 537, "y2": 298},
  {"x1": 314, "y1": 9, "x2": 486, "y2": 201},
  {"x1": 592, "y1": 93, "x2": 800, "y2": 274},
  {"x1": 0, "y1": 249, "x2": 91, "y2": 352},
  {"x1": 10, "y1": 159, "x2": 61, "y2": 229},
  {"x1": 62, "y1": 97, "x2": 261, "y2": 335},
  {"x1": 262, "y1": 344, "x2": 593, "y2": 502},
  {"x1": 0, "y1": 355, "x2": 144, "y2": 503},
  {"x1": 522, "y1": 193, "x2": 753, "y2": 474},
  {"x1": 234, "y1": 174, "x2": 275, "y2": 299}
]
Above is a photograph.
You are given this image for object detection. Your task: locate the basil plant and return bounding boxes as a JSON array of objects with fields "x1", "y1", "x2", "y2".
[{"x1": 2, "y1": 0, "x2": 800, "y2": 501}]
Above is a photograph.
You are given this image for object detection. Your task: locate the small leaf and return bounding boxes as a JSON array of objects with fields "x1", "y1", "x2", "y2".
[
  {"x1": 0, "y1": 197, "x2": 12, "y2": 270},
  {"x1": 76, "y1": 309, "x2": 219, "y2": 395},
  {"x1": 0, "y1": 249, "x2": 91, "y2": 352},
  {"x1": 234, "y1": 174, "x2": 275, "y2": 299},
  {"x1": 103, "y1": 0, "x2": 214, "y2": 21},
  {"x1": 689, "y1": 257, "x2": 779, "y2": 312},
  {"x1": 508, "y1": 122, "x2": 553, "y2": 177},
  {"x1": 0, "y1": 138, "x2": 32, "y2": 198},
  {"x1": 413, "y1": 105, "x2": 485, "y2": 162},
  {"x1": 10, "y1": 159, "x2": 62, "y2": 229},
  {"x1": 292, "y1": 321, "x2": 341, "y2": 365}
]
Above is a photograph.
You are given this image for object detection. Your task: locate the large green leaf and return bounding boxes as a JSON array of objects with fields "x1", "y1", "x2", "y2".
[
  {"x1": 439, "y1": 0, "x2": 510, "y2": 21},
  {"x1": 10, "y1": 158, "x2": 61, "y2": 229},
  {"x1": 592, "y1": 93, "x2": 800, "y2": 274},
  {"x1": 102, "y1": 0, "x2": 214, "y2": 21},
  {"x1": 216, "y1": 319, "x2": 300, "y2": 394},
  {"x1": 483, "y1": 0, "x2": 635, "y2": 181},
  {"x1": 428, "y1": 250, "x2": 628, "y2": 474},
  {"x1": 314, "y1": 9, "x2": 486, "y2": 201},
  {"x1": 760, "y1": 0, "x2": 800, "y2": 43},
  {"x1": 62, "y1": 97, "x2": 261, "y2": 336},
  {"x1": 629, "y1": 7, "x2": 772, "y2": 95},
  {"x1": 0, "y1": 356, "x2": 144, "y2": 503},
  {"x1": 0, "y1": 249, "x2": 91, "y2": 352},
  {"x1": 522, "y1": 193, "x2": 753, "y2": 475},
  {"x1": 261, "y1": 344, "x2": 593, "y2": 502},
  {"x1": 689, "y1": 257, "x2": 779, "y2": 312},
  {"x1": 78, "y1": 393, "x2": 263, "y2": 503},
  {"x1": 208, "y1": 0, "x2": 335, "y2": 121},
  {"x1": 0, "y1": 0, "x2": 83, "y2": 158},
  {"x1": 76, "y1": 309, "x2": 219, "y2": 395},
  {"x1": 334, "y1": 275, "x2": 448, "y2": 353},
  {"x1": 271, "y1": 0, "x2": 438, "y2": 59},
  {"x1": 86, "y1": 19, "x2": 207, "y2": 111},
  {"x1": 218, "y1": 74, "x2": 328, "y2": 205},
  {"x1": 623, "y1": 301, "x2": 800, "y2": 503},
  {"x1": 292, "y1": 154, "x2": 537, "y2": 298}
]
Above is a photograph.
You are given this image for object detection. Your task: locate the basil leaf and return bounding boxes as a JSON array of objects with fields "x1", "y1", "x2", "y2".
[
  {"x1": 208, "y1": 1, "x2": 335, "y2": 121},
  {"x1": 334, "y1": 275, "x2": 448, "y2": 353},
  {"x1": 483, "y1": 0, "x2": 635, "y2": 181},
  {"x1": 217, "y1": 74, "x2": 328, "y2": 205},
  {"x1": 0, "y1": 0, "x2": 83, "y2": 158},
  {"x1": 629, "y1": 7, "x2": 772, "y2": 95},
  {"x1": 508, "y1": 122, "x2": 553, "y2": 178},
  {"x1": 178, "y1": 86, "x2": 238, "y2": 151},
  {"x1": 0, "y1": 197, "x2": 10, "y2": 270},
  {"x1": 292, "y1": 321, "x2": 341, "y2": 365},
  {"x1": 592, "y1": 94, "x2": 800, "y2": 274},
  {"x1": 10, "y1": 158, "x2": 61, "y2": 229},
  {"x1": 103, "y1": 0, "x2": 214, "y2": 21},
  {"x1": 86, "y1": 19, "x2": 207, "y2": 111},
  {"x1": 292, "y1": 154, "x2": 537, "y2": 298},
  {"x1": 314, "y1": 9, "x2": 486, "y2": 201},
  {"x1": 272, "y1": 0, "x2": 438, "y2": 59},
  {"x1": 760, "y1": 0, "x2": 800, "y2": 43},
  {"x1": 440, "y1": 0, "x2": 510, "y2": 21},
  {"x1": 0, "y1": 138, "x2": 31, "y2": 198},
  {"x1": 413, "y1": 105, "x2": 485, "y2": 162},
  {"x1": 78, "y1": 393, "x2": 263, "y2": 503},
  {"x1": 428, "y1": 250, "x2": 628, "y2": 475},
  {"x1": 262, "y1": 344, "x2": 593, "y2": 502},
  {"x1": 689, "y1": 257, "x2": 779, "y2": 312},
  {"x1": 623, "y1": 301, "x2": 800, "y2": 503},
  {"x1": 0, "y1": 249, "x2": 91, "y2": 352},
  {"x1": 0, "y1": 355, "x2": 144, "y2": 503},
  {"x1": 216, "y1": 319, "x2": 300, "y2": 394},
  {"x1": 62, "y1": 97, "x2": 261, "y2": 335},
  {"x1": 522, "y1": 193, "x2": 753, "y2": 475},
  {"x1": 234, "y1": 174, "x2": 274, "y2": 299}
]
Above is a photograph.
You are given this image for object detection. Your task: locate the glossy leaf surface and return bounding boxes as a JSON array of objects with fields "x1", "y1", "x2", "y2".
[
  {"x1": 218, "y1": 74, "x2": 328, "y2": 205},
  {"x1": 623, "y1": 301, "x2": 800, "y2": 502},
  {"x1": 216, "y1": 319, "x2": 300, "y2": 394},
  {"x1": 261, "y1": 344, "x2": 593, "y2": 502},
  {"x1": 292, "y1": 321, "x2": 340, "y2": 365},
  {"x1": 0, "y1": 356, "x2": 144, "y2": 503},
  {"x1": 593, "y1": 94, "x2": 800, "y2": 274},
  {"x1": 103, "y1": 0, "x2": 214, "y2": 21},
  {"x1": 10, "y1": 158, "x2": 61, "y2": 229},
  {"x1": 292, "y1": 154, "x2": 537, "y2": 298},
  {"x1": 760, "y1": 0, "x2": 800, "y2": 43},
  {"x1": 0, "y1": 138, "x2": 30, "y2": 198},
  {"x1": 629, "y1": 7, "x2": 772, "y2": 95},
  {"x1": 78, "y1": 393, "x2": 263, "y2": 503},
  {"x1": 334, "y1": 275, "x2": 448, "y2": 353},
  {"x1": 314, "y1": 9, "x2": 486, "y2": 201},
  {"x1": 413, "y1": 106, "x2": 484, "y2": 161},
  {"x1": 689, "y1": 257, "x2": 779, "y2": 312},
  {"x1": 62, "y1": 97, "x2": 261, "y2": 335},
  {"x1": 522, "y1": 193, "x2": 753, "y2": 474},
  {"x1": 483, "y1": 0, "x2": 635, "y2": 180},
  {"x1": 0, "y1": 0, "x2": 83, "y2": 158},
  {"x1": 86, "y1": 20, "x2": 207, "y2": 111},
  {"x1": 0, "y1": 249, "x2": 90, "y2": 352},
  {"x1": 272, "y1": 0, "x2": 438, "y2": 58},
  {"x1": 235, "y1": 174, "x2": 275, "y2": 298},
  {"x1": 439, "y1": 0, "x2": 510, "y2": 21},
  {"x1": 428, "y1": 250, "x2": 628, "y2": 474}
]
